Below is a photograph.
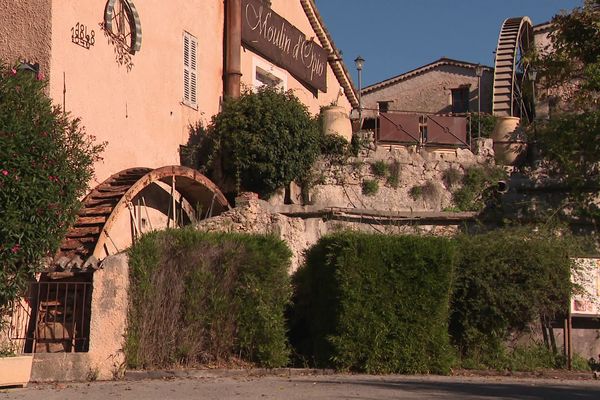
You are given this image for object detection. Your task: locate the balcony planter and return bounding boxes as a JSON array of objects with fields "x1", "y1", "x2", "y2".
[{"x1": 0, "y1": 355, "x2": 33, "y2": 388}]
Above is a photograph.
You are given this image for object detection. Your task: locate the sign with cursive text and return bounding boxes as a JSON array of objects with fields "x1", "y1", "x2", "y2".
[{"x1": 242, "y1": 0, "x2": 327, "y2": 92}]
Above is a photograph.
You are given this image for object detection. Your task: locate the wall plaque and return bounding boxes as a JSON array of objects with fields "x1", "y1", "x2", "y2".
[{"x1": 242, "y1": 0, "x2": 327, "y2": 92}]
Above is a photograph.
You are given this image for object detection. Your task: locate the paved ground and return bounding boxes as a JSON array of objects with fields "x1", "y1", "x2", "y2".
[{"x1": 2, "y1": 373, "x2": 600, "y2": 400}]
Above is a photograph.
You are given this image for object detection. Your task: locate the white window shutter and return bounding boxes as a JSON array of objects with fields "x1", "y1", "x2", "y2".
[
  {"x1": 183, "y1": 32, "x2": 197, "y2": 107},
  {"x1": 190, "y1": 37, "x2": 197, "y2": 105}
]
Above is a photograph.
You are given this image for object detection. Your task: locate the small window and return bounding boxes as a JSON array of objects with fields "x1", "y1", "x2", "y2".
[
  {"x1": 377, "y1": 101, "x2": 391, "y2": 113},
  {"x1": 255, "y1": 67, "x2": 283, "y2": 89},
  {"x1": 451, "y1": 87, "x2": 469, "y2": 113},
  {"x1": 252, "y1": 57, "x2": 287, "y2": 91},
  {"x1": 183, "y1": 32, "x2": 198, "y2": 108}
]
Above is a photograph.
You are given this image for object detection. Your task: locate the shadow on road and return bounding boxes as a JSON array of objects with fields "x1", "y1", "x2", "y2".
[{"x1": 294, "y1": 378, "x2": 600, "y2": 399}]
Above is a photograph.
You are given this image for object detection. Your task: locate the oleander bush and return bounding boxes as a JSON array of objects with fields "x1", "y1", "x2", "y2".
[
  {"x1": 289, "y1": 232, "x2": 457, "y2": 374},
  {"x1": 0, "y1": 61, "x2": 103, "y2": 313},
  {"x1": 126, "y1": 228, "x2": 292, "y2": 369}
]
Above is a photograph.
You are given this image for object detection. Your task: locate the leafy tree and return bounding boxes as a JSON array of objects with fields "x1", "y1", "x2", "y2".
[
  {"x1": 184, "y1": 87, "x2": 321, "y2": 199},
  {"x1": 533, "y1": 1, "x2": 600, "y2": 219},
  {"x1": 0, "y1": 62, "x2": 104, "y2": 311},
  {"x1": 537, "y1": 0, "x2": 600, "y2": 110},
  {"x1": 470, "y1": 113, "x2": 497, "y2": 139}
]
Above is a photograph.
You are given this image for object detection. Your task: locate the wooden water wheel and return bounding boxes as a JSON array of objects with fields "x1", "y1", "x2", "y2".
[
  {"x1": 492, "y1": 16, "x2": 534, "y2": 121},
  {"x1": 57, "y1": 165, "x2": 230, "y2": 261}
]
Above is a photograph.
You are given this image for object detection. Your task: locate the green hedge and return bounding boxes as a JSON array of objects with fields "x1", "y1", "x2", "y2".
[
  {"x1": 450, "y1": 228, "x2": 576, "y2": 367},
  {"x1": 289, "y1": 232, "x2": 457, "y2": 374},
  {"x1": 126, "y1": 228, "x2": 292, "y2": 369}
]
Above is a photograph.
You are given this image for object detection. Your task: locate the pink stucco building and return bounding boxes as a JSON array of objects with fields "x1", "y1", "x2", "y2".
[
  {"x1": 0, "y1": 0, "x2": 359, "y2": 264},
  {"x1": 0, "y1": 0, "x2": 357, "y2": 187}
]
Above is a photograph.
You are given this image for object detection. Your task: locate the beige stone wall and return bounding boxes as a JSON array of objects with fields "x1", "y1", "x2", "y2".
[
  {"x1": 0, "y1": 0, "x2": 52, "y2": 75},
  {"x1": 195, "y1": 198, "x2": 466, "y2": 272},
  {"x1": 196, "y1": 200, "x2": 321, "y2": 272},
  {"x1": 362, "y1": 65, "x2": 493, "y2": 116},
  {"x1": 304, "y1": 140, "x2": 495, "y2": 212},
  {"x1": 87, "y1": 253, "x2": 129, "y2": 380}
]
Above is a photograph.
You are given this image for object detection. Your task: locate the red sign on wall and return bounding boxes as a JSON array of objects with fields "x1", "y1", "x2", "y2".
[{"x1": 241, "y1": 0, "x2": 328, "y2": 92}]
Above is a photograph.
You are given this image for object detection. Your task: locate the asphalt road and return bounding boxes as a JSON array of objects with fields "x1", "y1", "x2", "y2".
[{"x1": 2, "y1": 374, "x2": 600, "y2": 400}]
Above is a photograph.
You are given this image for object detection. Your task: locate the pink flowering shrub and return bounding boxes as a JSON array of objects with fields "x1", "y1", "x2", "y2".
[{"x1": 0, "y1": 61, "x2": 104, "y2": 311}]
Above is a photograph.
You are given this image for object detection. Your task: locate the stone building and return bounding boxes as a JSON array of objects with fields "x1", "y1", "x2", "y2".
[{"x1": 361, "y1": 57, "x2": 494, "y2": 118}]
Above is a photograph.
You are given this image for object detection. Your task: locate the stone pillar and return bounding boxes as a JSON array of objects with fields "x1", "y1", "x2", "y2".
[{"x1": 87, "y1": 253, "x2": 130, "y2": 380}]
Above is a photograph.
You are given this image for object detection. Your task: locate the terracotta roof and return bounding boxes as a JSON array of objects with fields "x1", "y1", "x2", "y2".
[
  {"x1": 300, "y1": 0, "x2": 359, "y2": 108},
  {"x1": 533, "y1": 20, "x2": 553, "y2": 33},
  {"x1": 362, "y1": 57, "x2": 493, "y2": 95}
]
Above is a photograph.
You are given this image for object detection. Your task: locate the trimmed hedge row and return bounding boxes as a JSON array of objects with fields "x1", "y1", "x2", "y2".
[
  {"x1": 125, "y1": 228, "x2": 578, "y2": 373},
  {"x1": 449, "y1": 229, "x2": 574, "y2": 366},
  {"x1": 126, "y1": 228, "x2": 292, "y2": 369},
  {"x1": 289, "y1": 232, "x2": 457, "y2": 374},
  {"x1": 290, "y1": 229, "x2": 578, "y2": 373}
]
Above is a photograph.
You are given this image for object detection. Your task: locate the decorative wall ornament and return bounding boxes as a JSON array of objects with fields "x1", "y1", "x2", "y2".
[
  {"x1": 71, "y1": 22, "x2": 96, "y2": 49},
  {"x1": 103, "y1": 0, "x2": 142, "y2": 54},
  {"x1": 101, "y1": 0, "x2": 142, "y2": 71}
]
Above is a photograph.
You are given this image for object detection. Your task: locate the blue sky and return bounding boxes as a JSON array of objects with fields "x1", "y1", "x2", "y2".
[{"x1": 314, "y1": 0, "x2": 582, "y2": 87}]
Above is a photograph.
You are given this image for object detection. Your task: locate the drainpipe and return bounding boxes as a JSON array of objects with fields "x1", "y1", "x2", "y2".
[{"x1": 225, "y1": 0, "x2": 242, "y2": 98}]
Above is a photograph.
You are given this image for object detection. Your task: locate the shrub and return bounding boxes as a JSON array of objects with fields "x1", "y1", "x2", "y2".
[
  {"x1": 442, "y1": 167, "x2": 462, "y2": 188},
  {"x1": 470, "y1": 113, "x2": 497, "y2": 139},
  {"x1": 180, "y1": 121, "x2": 214, "y2": 173},
  {"x1": 450, "y1": 227, "x2": 578, "y2": 365},
  {"x1": 361, "y1": 179, "x2": 379, "y2": 196},
  {"x1": 0, "y1": 62, "x2": 103, "y2": 311},
  {"x1": 572, "y1": 353, "x2": 592, "y2": 371},
  {"x1": 452, "y1": 165, "x2": 506, "y2": 211},
  {"x1": 386, "y1": 160, "x2": 401, "y2": 188},
  {"x1": 185, "y1": 87, "x2": 320, "y2": 198},
  {"x1": 459, "y1": 343, "x2": 564, "y2": 371},
  {"x1": 320, "y1": 134, "x2": 349, "y2": 163},
  {"x1": 126, "y1": 228, "x2": 292, "y2": 369},
  {"x1": 289, "y1": 232, "x2": 457, "y2": 374},
  {"x1": 410, "y1": 181, "x2": 439, "y2": 203},
  {"x1": 370, "y1": 160, "x2": 388, "y2": 178},
  {"x1": 409, "y1": 185, "x2": 422, "y2": 200},
  {"x1": 350, "y1": 133, "x2": 367, "y2": 157}
]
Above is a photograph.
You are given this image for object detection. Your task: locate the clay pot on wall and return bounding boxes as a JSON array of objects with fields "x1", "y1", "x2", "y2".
[
  {"x1": 321, "y1": 106, "x2": 352, "y2": 142},
  {"x1": 491, "y1": 116, "x2": 527, "y2": 165}
]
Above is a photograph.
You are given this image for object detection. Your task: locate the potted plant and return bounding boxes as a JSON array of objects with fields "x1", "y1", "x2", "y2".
[{"x1": 0, "y1": 341, "x2": 33, "y2": 388}]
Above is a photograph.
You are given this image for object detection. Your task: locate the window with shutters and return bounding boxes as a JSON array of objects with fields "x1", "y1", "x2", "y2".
[
  {"x1": 183, "y1": 31, "x2": 198, "y2": 108},
  {"x1": 377, "y1": 101, "x2": 392, "y2": 113},
  {"x1": 451, "y1": 87, "x2": 470, "y2": 114}
]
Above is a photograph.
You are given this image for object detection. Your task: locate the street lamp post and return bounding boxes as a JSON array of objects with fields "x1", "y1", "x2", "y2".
[
  {"x1": 354, "y1": 55, "x2": 365, "y2": 125},
  {"x1": 475, "y1": 64, "x2": 483, "y2": 139}
]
